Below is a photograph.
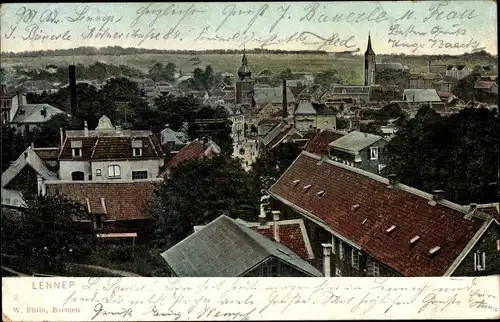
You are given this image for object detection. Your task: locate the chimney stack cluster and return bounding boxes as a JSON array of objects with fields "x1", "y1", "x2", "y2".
[
  {"x1": 272, "y1": 210, "x2": 281, "y2": 243},
  {"x1": 259, "y1": 194, "x2": 270, "y2": 226}
]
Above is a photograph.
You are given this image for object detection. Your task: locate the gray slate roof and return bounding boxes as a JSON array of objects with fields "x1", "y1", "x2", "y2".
[
  {"x1": 1, "y1": 188, "x2": 27, "y2": 208},
  {"x1": 403, "y1": 89, "x2": 442, "y2": 103},
  {"x1": 328, "y1": 130, "x2": 384, "y2": 154},
  {"x1": 12, "y1": 104, "x2": 66, "y2": 123},
  {"x1": 294, "y1": 100, "x2": 317, "y2": 115},
  {"x1": 262, "y1": 121, "x2": 287, "y2": 146},
  {"x1": 161, "y1": 215, "x2": 322, "y2": 277}
]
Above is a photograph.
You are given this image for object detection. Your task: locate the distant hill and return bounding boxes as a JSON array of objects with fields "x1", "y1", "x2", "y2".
[
  {"x1": 1, "y1": 46, "x2": 496, "y2": 60},
  {"x1": 1, "y1": 46, "x2": 330, "y2": 58}
]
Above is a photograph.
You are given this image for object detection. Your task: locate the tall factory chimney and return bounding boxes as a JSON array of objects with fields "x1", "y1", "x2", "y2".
[
  {"x1": 282, "y1": 78, "x2": 287, "y2": 119},
  {"x1": 69, "y1": 65, "x2": 77, "y2": 116}
]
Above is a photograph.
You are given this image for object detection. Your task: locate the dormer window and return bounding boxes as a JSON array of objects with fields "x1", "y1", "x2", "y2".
[
  {"x1": 71, "y1": 140, "x2": 83, "y2": 158},
  {"x1": 133, "y1": 147, "x2": 142, "y2": 156},
  {"x1": 132, "y1": 140, "x2": 143, "y2": 157}
]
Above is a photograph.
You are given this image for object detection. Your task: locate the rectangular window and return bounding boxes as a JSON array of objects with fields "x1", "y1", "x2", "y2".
[
  {"x1": 366, "y1": 258, "x2": 380, "y2": 277},
  {"x1": 96, "y1": 169, "x2": 102, "y2": 176},
  {"x1": 108, "y1": 165, "x2": 121, "y2": 178},
  {"x1": 92, "y1": 215, "x2": 103, "y2": 230},
  {"x1": 133, "y1": 147, "x2": 142, "y2": 157},
  {"x1": 351, "y1": 249, "x2": 360, "y2": 270},
  {"x1": 270, "y1": 264, "x2": 279, "y2": 277},
  {"x1": 370, "y1": 147, "x2": 379, "y2": 160},
  {"x1": 339, "y1": 241, "x2": 344, "y2": 261},
  {"x1": 331, "y1": 236, "x2": 336, "y2": 255},
  {"x1": 335, "y1": 267, "x2": 342, "y2": 277},
  {"x1": 132, "y1": 171, "x2": 148, "y2": 180},
  {"x1": 474, "y1": 252, "x2": 486, "y2": 271},
  {"x1": 261, "y1": 265, "x2": 268, "y2": 277},
  {"x1": 72, "y1": 148, "x2": 82, "y2": 157}
]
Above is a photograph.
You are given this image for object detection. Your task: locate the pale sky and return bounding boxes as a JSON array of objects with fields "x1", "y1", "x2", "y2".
[{"x1": 1, "y1": 1, "x2": 497, "y2": 55}]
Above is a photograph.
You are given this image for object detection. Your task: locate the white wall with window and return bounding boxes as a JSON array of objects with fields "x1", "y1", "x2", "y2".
[
  {"x1": 59, "y1": 160, "x2": 91, "y2": 181},
  {"x1": 91, "y1": 159, "x2": 161, "y2": 181}
]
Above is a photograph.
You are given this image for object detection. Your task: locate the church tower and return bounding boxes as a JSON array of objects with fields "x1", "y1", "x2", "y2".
[
  {"x1": 236, "y1": 48, "x2": 254, "y2": 105},
  {"x1": 364, "y1": 33, "x2": 376, "y2": 86}
]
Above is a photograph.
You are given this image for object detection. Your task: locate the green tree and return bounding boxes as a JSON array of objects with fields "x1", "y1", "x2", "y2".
[
  {"x1": 31, "y1": 113, "x2": 77, "y2": 147},
  {"x1": 251, "y1": 142, "x2": 301, "y2": 192},
  {"x1": 148, "y1": 156, "x2": 259, "y2": 250},
  {"x1": 314, "y1": 69, "x2": 342, "y2": 88},
  {"x1": 12, "y1": 194, "x2": 96, "y2": 272},
  {"x1": 452, "y1": 67, "x2": 482, "y2": 102},
  {"x1": 383, "y1": 107, "x2": 498, "y2": 204},
  {"x1": 188, "y1": 106, "x2": 233, "y2": 154},
  {"x1": 1, "y1": 124, "x2": 28, "y2": 172}
]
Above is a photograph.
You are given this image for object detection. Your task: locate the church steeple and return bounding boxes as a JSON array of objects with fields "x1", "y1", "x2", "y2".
[
  {"x1": 363, "y1": 32, "x2": 376, "y2": 86},
  {"x1": 365, "y1": 32, "x2": 375, "y2": 56},
  {"x1": 238, "y1": 47, "x2": 252, "y2": 80}
]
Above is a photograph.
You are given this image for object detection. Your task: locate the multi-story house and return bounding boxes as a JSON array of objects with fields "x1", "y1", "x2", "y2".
[
  {"x1": 328, "y1": 130, "x2": 388, "y2": 174},
  {"x1": 58, "y1": 115, "x2": 166, "y2": 181},
  {"x1": 409, "y1": 73, "x2": 443, "y2": 89},
  {"x1": 268, "y1": 151, "x2": 500, "y2": 277},
  {"x1": 446, "y1": 65, "x2": 472, "y2": 80},
  {"x1": 1, "y1": 86, "x2": 66, "y2": 134},
  {"x1": 160, "y1": 215, "x2": 322, "y2": 277},
  {"x1": 293, "y1": 97, "x2": 337, "y2": 133}
]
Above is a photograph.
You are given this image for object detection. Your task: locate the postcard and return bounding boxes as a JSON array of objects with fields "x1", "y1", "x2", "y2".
[{"x1": 1, "y1": 1, "x2": 499, "y2": 321}]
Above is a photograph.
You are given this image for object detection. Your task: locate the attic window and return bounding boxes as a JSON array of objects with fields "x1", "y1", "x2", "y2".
[
  {"x1": 429, "y1": 246, "x2": 441, "y2": 255},
  {"x1": 133, "y1": 147, "x2": 143, "y2": 157},
  {"x1": 303, "y1": 185, "x2": 311, "y2": 192},
  {"x1": 386, "y1": 225, "x2": 396, "y2": 233},
  {"x1": 317, "y1": 190, "x2": 325, "y2": 197},
  {"x1": 293, "y1": 179, "x2": 301, "y2": 186},
  {"x1": 410, "y1": 235, "x2": 420, "y2": 244}
]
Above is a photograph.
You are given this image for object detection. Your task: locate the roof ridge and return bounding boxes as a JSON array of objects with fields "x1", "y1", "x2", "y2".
[
  {"x1": 148, "y1": 135, "x2": 159, "y2": 156},
  {"x1": 90, "y1": 137, "x2": 100, "y2": 159},
  {"x1": 301, "y1": 151, "x2": 473, "y2": 216}
]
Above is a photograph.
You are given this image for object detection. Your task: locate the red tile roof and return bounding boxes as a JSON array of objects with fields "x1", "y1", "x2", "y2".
[
  {"x1": 248, "y1": 220, "x2": 313, "y2": 261},
  {"x1": 45, "y1": 181, "x2": 157, "y2": 221},
  {"x1": 478, "y1": 204, "x2": 500, "y2": 223},
  {"x1": 475, "y1": 81, "x2": 496, "y2": 90},
  {"x1": 163, "y1": 140, "x2": 220, "y2": 174},
  {"x1": 269, "y1": 152, "x2": 490, "y2": 276},
  {"x1": 59, "y1": 135, "x2": 164, "y2": 160},
  {"x1": 305, "y1": 129, "x2": 345, "y2": 154},
  {"x1": 33, "y1": 147, "x2": 60, "y2": 161}
]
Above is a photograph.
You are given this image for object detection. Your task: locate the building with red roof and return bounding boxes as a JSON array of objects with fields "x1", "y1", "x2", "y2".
[{"x1": 268, "y1": 151, "x2": 500, "y2": 277}]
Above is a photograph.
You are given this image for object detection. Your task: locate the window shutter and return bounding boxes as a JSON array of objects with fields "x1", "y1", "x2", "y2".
[
  {"x1": 474, "y1": 253, "x2": 477, "y2": 271},
  {"x1": 367, "y1": 149, "x2": 370, "y2": 159},
  {"x1": 482, "y1": 252, "x2": 486, "y2": 270},
  {"x1": 339, "y1": 241, "x2": 344, "y2": 260},
  {"x1": 366, "y1": 259, "x2": 374, "y2": 276},
  {"x1": 373, "y1": 262, "x2": 380, "y2": 276},
  {"x1": 331, "y1": 236, "x2": 336, "y2": 255}
]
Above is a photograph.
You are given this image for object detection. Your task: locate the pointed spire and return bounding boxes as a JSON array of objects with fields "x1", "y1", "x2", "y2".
[
  {"x1": 365, "y1": 32, "x2": 375, "y2": 56},
  {"x1": 242, "y1": 46, "x2": 248, "y2": 65}
]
